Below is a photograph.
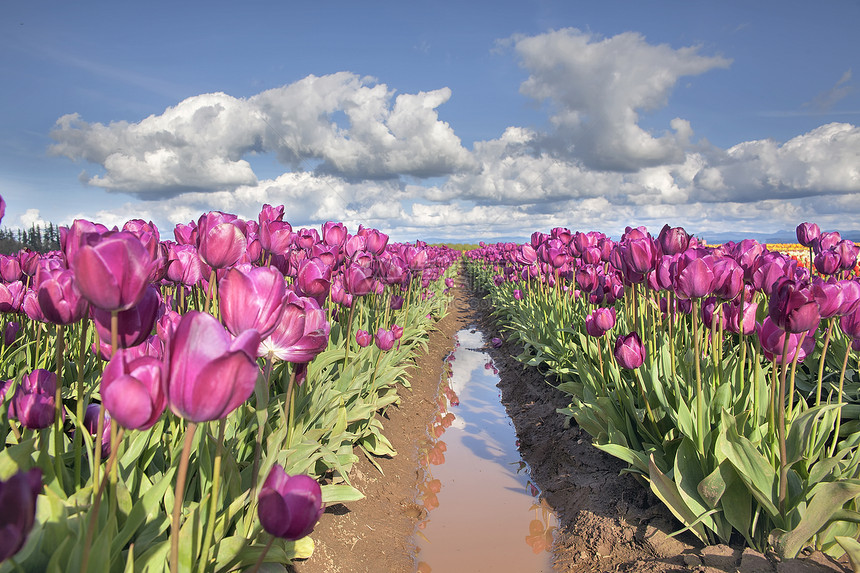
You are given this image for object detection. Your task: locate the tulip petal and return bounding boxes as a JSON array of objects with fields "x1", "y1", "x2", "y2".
[{"x1": 103, "y1": 374, "x2": 154, "y2": 430}]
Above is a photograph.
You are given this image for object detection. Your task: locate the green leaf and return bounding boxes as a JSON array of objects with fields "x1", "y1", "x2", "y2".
[
  {"x1": 647, "y1": 454, "x2": 709, "y2": 544},
  {"x1": 772, "y1": 479, "x2": 860, "y2": 559},
  {"x1": 835, "y1": 535, "x2": 860, "y2": 571},
  {"x1": 321, "y1": 484, "x2": 365, "y2": 504}
]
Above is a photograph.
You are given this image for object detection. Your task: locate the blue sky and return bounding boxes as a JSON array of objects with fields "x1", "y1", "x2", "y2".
[{"x1": 2, "y1": 0, "x2": 859, "y2": 242}]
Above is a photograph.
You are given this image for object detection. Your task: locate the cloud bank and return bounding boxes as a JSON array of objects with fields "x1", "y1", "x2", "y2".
[{"x1": 49, "y1": 29, "x2": 860, "y2": 241}]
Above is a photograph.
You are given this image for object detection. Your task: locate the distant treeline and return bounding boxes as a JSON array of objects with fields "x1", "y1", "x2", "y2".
[{"x1": 0, "y1": 223, "x2": 62, "y2": 255}]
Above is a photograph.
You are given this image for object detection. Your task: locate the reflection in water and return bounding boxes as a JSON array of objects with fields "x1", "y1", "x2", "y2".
[{"x1": 413, "y1": 329, "x2": 556, "y2": 573}]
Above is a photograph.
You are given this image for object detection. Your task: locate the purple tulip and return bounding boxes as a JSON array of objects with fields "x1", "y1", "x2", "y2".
[
  {"x1": 60, "y1": 219, "x2": 111, "y2": 268},
  {"x1": 750, "y1": 252, "x2": 793, "y2": 295},
  {"x1": 0, "y1": 255, "x2": 22, "y2": 283},
  {"x1": 812, "y1": 278, "x2": 845, "y2": 319},
  {"x1": 614, "y1": 332, "x2": 646, "y2": 369},
  {"x1": 83, "y1": 403, "x2": 112, "y2": 458},
  {"x1": 768, "y1": 277, "x2": 821, "y2": 334},
  {"x1": 391, "y1": 324, "x2": 404, "y2": 340},
  {"x1": 258, "y1": 291, "x2": 330, "y2": 363},
  {"x1": 93, "y1": 285, "x2": 161, "y2": 349},
  {"x1": 836, "y1": 240, "x2": 859, "y2": 272},
  {"x1": 796, "y1": 222, "x2": 820, "y2": 247},
  {"x1": 0, "y1": 468, "x2": 42, "y2": 562},
  {"x1": 4, "y1": 321, "x2": 21, "y2": 347},
  {"x1": 657, "y1": 224, "x2": 690, "y2": 256},
  {"x1": 355, "y1": 329, "x2": 372, "y2": 348},
  {"x1": 814, "y1": 249, "x2": 842, "y2": 276},
  {"x1": 35, "y1": 267, "x2": 89, "y2": 325},
  {"x1": 294, "y1": 258, "x2": 332, "y2": 305},
  {"x1": 711, "y1": 258, "x2": 744, "y2": 301},
  {"x1": 841, "y1": 306, "x2": 860, "y2": 340},
  {"x1": 166, "y1": 243, "x2": 206, "y2": 287},
  {"x1": 673, "y1": 251, "x2": 715, "y2": 299},
  {"x1": 364, "y1": 229, "x2": 389, "y2": 256},
  {"x1": 390, "y1": 295, "x2": 404, "y2": 310},
  {"x1": 258, "y1": 464, "x2": 324, "y2": 541},
  {"x1": 757, "y1": 317, "x2": 815, "y2": 364},
  {"x1": 814, "y1": 231, "x2": 841, "y2": 255},
  {"x1": 196, "y1": 211, "x2": 247, "y2": 270},
  {"x1": 219, "y1": 266, "x2": 286, "y2": 339},
  {"x1": 101, "y1": 349, "x2": 166, "y2": 430},
  {"x1": 71, "y1": 231, "x2": 154, "y2": 312},
  {"x1": 8, "y1": 369, "x2": 58, "y2": 429},
  {"x1": 840, "y1": 280, "x2": 860, "y2": 316},
  {"x1": 344, "y1": 263, "x2": 374, "y2": 297},
  {"x1": 724, "y1": 300, "x2": 758, "y2": 335},
  {"x1": 375, "y1": 328, "x2": 396, "y2": 351},
  {"x1": 165, "y1": 311, "x2": 260, "y2": 422}
]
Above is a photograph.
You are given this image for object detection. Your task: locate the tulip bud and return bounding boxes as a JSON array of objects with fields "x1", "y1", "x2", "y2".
[
  {"x1": 258, "y1": 465, "x2": 324, "y2": 540},
  {"x1": 375, "y1": 328, "x2": 396, "y2": 351},
  {"x1": 614, "y1": 332, "x2": 646, "y2": 369},
  {"x1": 8, "y1": 369, "x2": 59, "y2": 429},
  {"x1": 355, "y1": 329, "x2": 372, "y2": 348},
  {"x1": 796, "y1": 222, "x2": 820, "y2": 248},
  {"x1": 101, "y1": 350, "x2": 166, "y2": 430}
]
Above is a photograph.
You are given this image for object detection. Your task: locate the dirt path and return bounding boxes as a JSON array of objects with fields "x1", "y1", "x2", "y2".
[{"x1": 291, "y1": 278, "x2": 851, "y2": 573}]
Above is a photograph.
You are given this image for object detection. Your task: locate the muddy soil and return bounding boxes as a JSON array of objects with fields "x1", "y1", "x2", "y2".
[{"x1": 291, "y1": 280, "x2": 852, "y2": 573}]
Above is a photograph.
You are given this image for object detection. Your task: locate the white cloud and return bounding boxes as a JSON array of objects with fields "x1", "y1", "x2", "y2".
[
  {"x1": 19, "y1": 208, "x2": 46, "y2": 229},
  {"x1": 510, "y1": 28, "x2": 731, "y2": 171},
  {"x1": 50, "y1": 73, "x2": 474, "y2": 196}
]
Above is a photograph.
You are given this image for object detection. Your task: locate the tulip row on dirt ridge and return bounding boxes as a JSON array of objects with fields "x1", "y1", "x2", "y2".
[
  {"x1": 466, "y1": 222, "x2": 860, "y2": 564},
  {"x1": 0, "y1": 194, "x2": 460, "y2": 572}
]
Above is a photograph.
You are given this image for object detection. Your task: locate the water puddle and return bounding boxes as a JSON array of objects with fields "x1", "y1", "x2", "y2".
[{"x1": 413, "y1": 328, "x2": 556, "y2": 573}]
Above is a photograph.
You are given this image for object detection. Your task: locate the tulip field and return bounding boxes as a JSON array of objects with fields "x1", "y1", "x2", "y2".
[
  {"x1": 0, "y1": 197, "x2": 459, "y2": 572},
  {"x1": 466, "y1": 223, "x2": 860, "y2": 568}
]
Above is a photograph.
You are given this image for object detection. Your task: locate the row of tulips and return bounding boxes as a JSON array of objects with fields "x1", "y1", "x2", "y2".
[
  {"x1": 0, "y1": 196, "x2": 458, "y2": 572},
  {"x1": 466, "y1": 222, "x2": 860, "y2": 563}
]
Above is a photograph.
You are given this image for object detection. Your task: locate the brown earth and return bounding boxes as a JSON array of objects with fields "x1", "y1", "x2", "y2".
[{"x1": 291, "y1": 279, "x2": 852, "y2": 573}]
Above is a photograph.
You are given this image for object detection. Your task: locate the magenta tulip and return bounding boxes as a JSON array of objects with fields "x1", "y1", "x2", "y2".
[
  {"x1": 614, "y1": 332, "x2": 646, "y2": 369},
  {"x1": 60, "y1": 219, "x2": 111, "y2": 268},
  {"x1": 814, "y1": 249, "x2": 842, "y2": 276},
  {"x1": 259, "y1": 220, "x2": 293, "y2": 256},
  {"x1": 196, "y1": 211, "x2": 247, "y2": 269},
  {"x1": 0, "y1": 468, "x2": 42, "y2": 562},
  {"x1": 93, "y1": 285, "x2": 161, "y2": 349},
  {"x1": 257, "y1": 291, "x2": 330, "y2": 362},
  {"x1": 768, "y1": 277, "x2": 821, "y2": 333},
  {"x1": 165, "y1": 311, "x2": 260, "y2": 422},
  {"x1": 796, "y1": 222, "x2": 820, "y2": 247},
  {"x1": 101, "y1": 349, "x2": 166, "y2": 430},
  {"x1": 83, "y1": 404, "x2": 112, "y2": 458},
  {"x1": 167, "y1": 243, "x2": 207, "y2": 287},
  {"x1": 8, "y1": 369, "x2": 58, "y2": 429},
  {"x1": 711, "y1": 258, "x2": 744, "y2": 301},
  {"x1": 673, "y1": 252, "x2": 715, "y2": 299},
  {"x1": 757, "y1": 317, "x2": 815, "y2": 364},
  {"x1": 219, "y1": 265, "x2": 286, "y2": 339},
  {"x1": 355, "y1": 329, "x2": 372, "y2": 348},
  {"x1": 814, "y1": 231, "x2": 841, "y2": 254},
  {"x1": 375, "y1": 328, "x2": 396, "y2": 351},
  {"x1": 0, "y1": 255, "x2": 22, "y2": 283},
  {"x1": 36, "y1": 268, "x2": 89, "y2": 325},
  {"x1": 258, "y1": 465, "x2": 324, "y2": 541},
  {"x1": 364, "y1": 229, "x2": 389, "y2": 256},
  {"x1": 841, "y1": 306, "x2": 860, "y2": 340},
  {"x1": 657, "y1": 224, "x2": 690, "y2": 256},
  {"x1": 71, "y1": 231, "x2": 154, "y2": 312},
  {"x1": 294, "y1": 258, "x2": 332, "y2": 305},
  {"x1": 344, "y1": 263, "x2": 374, "y2": 297},
  {"x1": 322, "y1": 222, "x2": 348, "y2": 247}
]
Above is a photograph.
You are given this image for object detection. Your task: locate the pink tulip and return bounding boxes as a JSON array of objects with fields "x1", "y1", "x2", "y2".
[
  {"x1": 355, "y1": 329, "x2": 372, "y2": 348},
  {"x1": 375, "y1": 327, "x2": 395, "y2": 351},
  {"x1": 258, "y1": 204, "x2": 285, "y2": 225},
  {"x1": 165, "y1": 311, "x2": 260, "y2": 422},
  {"x1": 36, "y1": 268, "x2": 89, "y2": 325},
  {"x1": 657, "y1": 225, "x2": 690, "y2": 256},
  {"x1": 196, "y1": 211, "x2": 247, "y2": 269},
  {"x1": 757, "y1": 317, "x2": 815, "y2": 364},
  {"x1": 167, "y1": 243, "x2": 207, "y2": 287},
  {"x1": 71, "y1": 231, "x2": 153, "y2": 312},
  {"x1": 101, "y1": 349, "x2": 166, "y2": 430},
  {"x1": 768, "y1": 277, "x2": 820, "y2": 334},
  {"x1": 322, "y1": 222, "x2": 348, "y2": 247},
  {"x1": 259, "y1": 220, "x2": 293, "y2": 256},
  {"x1": 8, "y1": 369, "x2": 59, "y2": 429},
  {"x1": 258, "y1": 291, "x2": 330, "y2": 362},
  {"x1": 60, "y1": 219, "x2": 111, "y2": 268},
  {"x1": 294, "y1": 258, "x2": 331, "y2": 305},
  {"x1": 219, "y1": 265, "x2": 286, "y2": 339}
]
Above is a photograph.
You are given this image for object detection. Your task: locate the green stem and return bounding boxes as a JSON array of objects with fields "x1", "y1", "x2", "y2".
[
  {"x1": 74, "y1": 319, "x2": 90, "y2": 487},
  {"x1": 815, "y1": 319, "x2": 835, "y2": 406},
  {"x1": 170, "y1": 422, "x2": 198, "y2": 573},
  {"x1": 283, "y1": 368, "x2": 297, "y2": 449},
  {"x1": 693, "y1": 299, "x2": 705, "y2": 452},
  {"x1": 787, "y1": 331, "x2": 807, "y2": 418},
  {"x1": 777, "y1": 334, "x2": 792, "y2": 516},
  {"x1": 828, "y1": 343, "x2": 853, "y2": 457},
  {"x1": 198, "y1": 420, "x2": 227, "y2": 573},
  {"x1": 249, "y1": 535, "x2": 276, "y2": 573},
  {"x1": 53, "y1": 324, "x2": 65, "y2": 492}
]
